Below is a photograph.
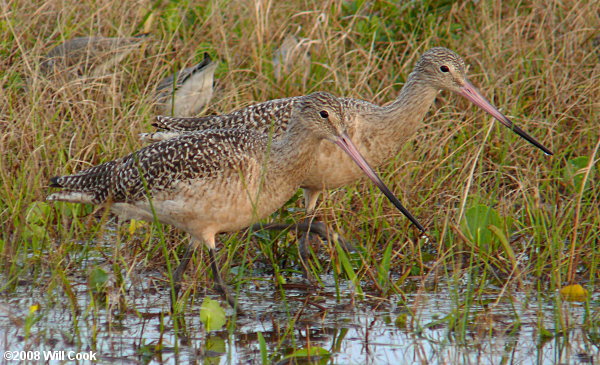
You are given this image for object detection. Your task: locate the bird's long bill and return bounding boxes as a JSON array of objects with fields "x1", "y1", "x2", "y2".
[
  {"x1": 460, "y1": 81, "x2": 553, "y2": 155},
  {"x1": 334, "y1": 133, "x2": 426, "y2": 232}
]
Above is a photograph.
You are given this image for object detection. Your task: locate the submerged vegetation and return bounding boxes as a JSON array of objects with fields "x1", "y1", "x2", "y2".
[{"x1": 0, "y1": 0, "x2": 598, "y2": 363}]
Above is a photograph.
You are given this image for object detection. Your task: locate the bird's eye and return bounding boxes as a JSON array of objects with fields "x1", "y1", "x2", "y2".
[
  {"x1": 440, "y1": 65, "x2": 450, "y2": 73},
  {"x1": 319, "y1": 110, "x2": 329, "y2": 118}
]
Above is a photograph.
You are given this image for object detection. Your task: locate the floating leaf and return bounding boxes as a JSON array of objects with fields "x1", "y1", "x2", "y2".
[
  {"x1": 200, "y1": 297, "x2": 226, "y2": 331},
  {"x1": 395, "y1": 312, "x2": 408, "y2": 329},
  {"x1": 284, "y1": 347, "x2": 331, "y2": 363},
  {"x1": 136, "y1": 341, "x2": 163, "y2": 359},
  {"x1": 88, "y1": 267, "x2": 109, "y2": 293},
  {"x1": 560, "y1": 284, "x2": 588, "y2": 302},
  {"x1": 538, "y1": 326, "x2": 554, "y2": 342},
  {"x1": 205, "y1": 335, "x2": 226, "y2": 355}
]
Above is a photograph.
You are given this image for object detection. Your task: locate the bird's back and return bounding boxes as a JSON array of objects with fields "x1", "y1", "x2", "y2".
[
  {"x1": 48, "y1": 129, "x2": 268, "y2": 205},
  {"x1": 144, "y1": 95, "x2": 377, "y2": 141},
  {"x1": 140, "y1": 95, "x2": 386, "y2": 191}
]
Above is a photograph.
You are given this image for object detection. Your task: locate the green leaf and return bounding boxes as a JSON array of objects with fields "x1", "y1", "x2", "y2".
[
  {"x1": 284, "y1": 347, "x2": 331, "y2": 362},
  {"x1": 461, "y1": 204, "x2": 504, "y2": 245},
  {"x1": 377, "y1": 241, "x2": 393, "y2": 288},
  {"x1": 257, "y1": 331, "x2": 268, "y2": 365},
  {"x1": 88, "y1": 267, "x2": 109, "y2": 293},
  {"x1": 26, "y1": 202, "x2": 51, "y2": 225},
  {"x1": 205, "y1": 335, "x2": 226, "y2": 354},
  {"x1": 564, "y1": 156, "x2": 595, "y2": 192},
  {"x1": 22, "y1": 202, "x2": 52, "y2": 243},
  {"x1": 488, "y1": 225, "x2": 517, "y2": 266},
  {"x1": 395, "y1": 312, "x2": 409, "y2": 329},
  {"x1": 200, "y1": 297, "x2": 226, "y2": 331},
  {"x1": 335, "y1": 242, "x2": 363, "y2": 297}
]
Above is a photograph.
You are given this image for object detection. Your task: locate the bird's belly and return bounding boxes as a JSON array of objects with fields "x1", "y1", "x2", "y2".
[
  {"x1": 112, "y1": 177, "x2": 299, "y2": 235},
  {"x1": 302, "y1": 154, "x2": 364, "y2": 190},
  {"x1": 300, "y1": 140, "x2": 380, "y2": 191}
]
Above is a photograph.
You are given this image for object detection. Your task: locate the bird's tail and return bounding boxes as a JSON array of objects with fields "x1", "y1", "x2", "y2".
[
  {"x1": 47, "y1": 160, "x2": 116, "y2": 204},
  {"x1": 46, "y1": 190, "x2": 96, "y2": 204},
  {"x1": 139, "y1": 131, "x2": 182, "y2": 143}
]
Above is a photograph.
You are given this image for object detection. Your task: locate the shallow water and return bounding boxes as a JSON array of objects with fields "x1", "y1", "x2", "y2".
[{"x1": 1, "y1": 270, "x2": 597, "y2": 365}]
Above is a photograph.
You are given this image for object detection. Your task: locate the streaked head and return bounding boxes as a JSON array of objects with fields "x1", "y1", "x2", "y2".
[
  {"x1": 293, "y1": 91, "x2": 426, "y2": 232},
  {"x1": 415, "y1": 47, "x2": 467, "y2": 94},
  {"x1": 415, "y1": 47, "x2": 553, "y2": 155},
  {"x1": 292, "y1": 91, "x2": 348, "y2": 142}
]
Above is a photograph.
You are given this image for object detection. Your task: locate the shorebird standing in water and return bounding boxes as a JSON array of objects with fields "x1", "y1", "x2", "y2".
[
  {"x1": 140, "y1": 47, "x2": 553, "y2": 260},
  {"x1": 47, "y1": 92, "x2": 424, "y2": 310}
]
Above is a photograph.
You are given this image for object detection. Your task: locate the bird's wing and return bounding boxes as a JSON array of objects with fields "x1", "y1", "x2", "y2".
[{"x1": 49, "y1": 129, "x2": 266, "y2": 204}]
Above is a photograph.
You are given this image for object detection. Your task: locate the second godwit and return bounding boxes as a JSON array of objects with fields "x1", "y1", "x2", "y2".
[
  {"x1": 140, "y1": 47, "x2": 553, "y2": 258},
  {"x1": 155, "y1": 52, "x2": 217, "y2": 116},
  {"x1": 47, "y1": 91, "x2": 422, "y2": 310}
]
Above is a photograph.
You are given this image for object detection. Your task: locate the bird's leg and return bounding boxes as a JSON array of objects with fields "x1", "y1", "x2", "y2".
[
  {"x1": 250, "y1": 221, "x2": 356, "y2": 252},
  {"x1": 170, "y1": 241, "x2": 198, "y2": 313},
  {"x1": 172, "y1": 242, "x2": 196, "y2": 292},
  {"x1": 299, "y1": 221, "x2": 356, "y2": 252},
  {"x1": 250, "y1": 188, "x2": 355, "y2": 279},
  {"x1": 208, "y1": 248, "x2": 243, "y2": 315},
  {"x1": 297, "y1": 189, "x2": 355, "y2": 252},
  {"x1": 296, "y1": 189, "x2": 322, "y2": 279},
  {"x1": 172, "y1": 238, "x2": 243, "y2": 314}
]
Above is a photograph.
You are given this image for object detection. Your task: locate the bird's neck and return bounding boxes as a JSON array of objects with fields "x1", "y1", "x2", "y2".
[
  {"x1": 376, "y1": 74, "x2": 439, "y2": 136},
  {"x1": 270, "y1": 120, "x2": 322, "y2": 178}
]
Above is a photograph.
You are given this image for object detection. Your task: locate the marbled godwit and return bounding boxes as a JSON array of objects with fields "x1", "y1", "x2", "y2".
[
  {"x1": 47, "y1": 91, "x2": 422, "y2": 309},
  {"x1": 155, "y1": 52, "x2": 217, "y2": 116},
  {"x1": 140, "y1": 47, "x2": 553, "y2": 258},
  {"x1": 40, "y1": 34, "x2": 149, "y2": 80}
]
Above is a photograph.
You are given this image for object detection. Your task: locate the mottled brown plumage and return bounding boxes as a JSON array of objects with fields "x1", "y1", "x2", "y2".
[
  {"x1": 48, "y1": 91, "x2": 420, "y2": 310},
  {"x1": 140, "y1": 47, "x2": 553, "y2": 256}
]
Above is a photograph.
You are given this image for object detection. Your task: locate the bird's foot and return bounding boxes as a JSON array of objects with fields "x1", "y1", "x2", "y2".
[{"x1": 213, "y1": 281, "x2": 244, "y2": 316}]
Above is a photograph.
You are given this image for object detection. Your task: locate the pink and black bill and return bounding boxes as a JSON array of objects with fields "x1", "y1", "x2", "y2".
[
  {"x1": 334, "y1": 133, "x2": 426, "y2": 233},
  {"x1": 460, "y1": 81, "x2": 553, "y2": 155}
]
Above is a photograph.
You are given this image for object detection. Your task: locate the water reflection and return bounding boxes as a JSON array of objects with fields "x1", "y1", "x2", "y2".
[{"x1": 0, "y1": 273, "x2": 597, "y2": 364}]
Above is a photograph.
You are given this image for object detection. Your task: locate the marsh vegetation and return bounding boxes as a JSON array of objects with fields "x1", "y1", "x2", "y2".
[{"x1": 1, "y1": 0, "x2": 598, "y2": 363}]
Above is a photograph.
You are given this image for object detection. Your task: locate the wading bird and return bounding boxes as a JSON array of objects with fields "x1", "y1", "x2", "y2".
[
  {"x1": 139, "y1": 47, "x2": 553, "y2": 260},
  {"x1": 47, "y1": 92, "x2": 423, "y2": 310}
]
